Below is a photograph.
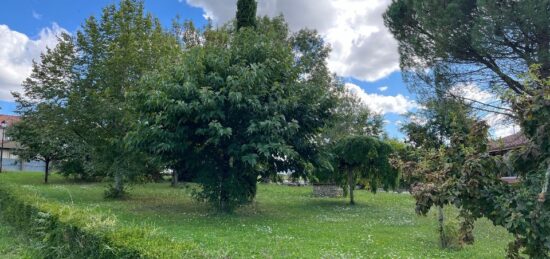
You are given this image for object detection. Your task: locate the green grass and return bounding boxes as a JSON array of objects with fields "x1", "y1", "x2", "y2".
[
  {"x1": 0, "y1": 217, "x2": 36, "y2": 259},
  {"x1": 0, "y1": 172, "x2": 512, "y2": 258}
]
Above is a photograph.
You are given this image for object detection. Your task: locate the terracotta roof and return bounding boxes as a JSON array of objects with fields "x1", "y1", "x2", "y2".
[
  {"x1": 0, "y1": 115, "x2": 20, "y2": 127},
  {"x1": 488, "y1": 132, "x2": 529, "y2": 153}
]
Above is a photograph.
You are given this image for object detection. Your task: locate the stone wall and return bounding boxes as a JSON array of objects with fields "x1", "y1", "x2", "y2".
[{"x1": 313, "y1": 184, "x2": 343, "y2": 198}]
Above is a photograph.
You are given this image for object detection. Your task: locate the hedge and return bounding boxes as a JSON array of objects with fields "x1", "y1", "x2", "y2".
[{"x1": 0, "y1": 183, "x2": 204, "y2": 258}]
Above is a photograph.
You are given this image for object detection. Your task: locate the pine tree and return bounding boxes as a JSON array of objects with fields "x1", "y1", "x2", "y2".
[{"x1": 236, "y1": 0, "x2": 257, "y2": 30}]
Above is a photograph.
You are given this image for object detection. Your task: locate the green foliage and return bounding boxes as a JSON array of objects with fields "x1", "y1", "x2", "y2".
[
  {"x1": 15, "y1": 0, "x2": 179, "y2": 195},
  {"x1": 384, "y1": 0, "x2": 550, "y2": 98},
  {"x1": 236, "y1": 0, "x2": 257, "y2": 30},
  {"x1": 133, "y1": 16, "x2": 338, "y2": 212},
  {"x1": 456, "y1": 68, "x2": 550, "y2": 258},
  {"x1": 11, "y1": 33, "x2": 78, "y2": 183},
  {"x1": 0, "y1": 178, "x2": 203, "y2": 258},
  {"x1": 399, "y1": 97, "x2": 484, "y2": 249},
  {"x1": 440, "y1": 218, "x2": 462, "y2": 250},
  {"x1": 332, "y1": 136, "x2": 398, "y2": 204}
]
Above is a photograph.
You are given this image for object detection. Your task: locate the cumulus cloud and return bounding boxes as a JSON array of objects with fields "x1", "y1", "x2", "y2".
[
  {"x1": 345, "y1": 83, "x2": 417, "y2": 115},
  {"x1": 378, "y1": 86, "x2": 388, "y2": 92},
  {"x1": 0, "y1": 23, "x2": 66, "y2": 101},
  {"x1": 450, "y1": 83, "x2": 496, "y2": 104},
  {"x1": 185, "y1": 0, "x2": 399, "y2": 82}
]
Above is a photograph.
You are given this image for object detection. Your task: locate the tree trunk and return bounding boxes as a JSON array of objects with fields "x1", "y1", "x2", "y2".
[
  {"x1": 219, "y1": 166, "x2": 230, "y2": 212},
  {"x1": 438, "y1": 205, "x2": 446, "y2": 248},
  {"x1": 44, "y1": 159, "x2": 50, "y2": 184},
  {"x1": 114, "y1": 172, "x2": 124, "y2": 195},
  {"x1": 348, "y1": 169, "x2": 355, "y2": 205},
  {"x1": 171, "y1": 169, "x2": 178, "y2": 187}
]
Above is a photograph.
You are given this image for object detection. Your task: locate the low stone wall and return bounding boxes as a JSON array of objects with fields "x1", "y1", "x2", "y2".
[{"x1": 313, "y1": 184, "x2": 343, "y2": 198}]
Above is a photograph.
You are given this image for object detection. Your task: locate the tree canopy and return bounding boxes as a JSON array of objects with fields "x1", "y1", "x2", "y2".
[
  {"x1": 133, "y1": 17, "x2": 340, "y2": 211},
  {"x1": 332, "y1": 136, "x2": 397, "y2": 205},
  {"x1": 384, "y1": 0, "x2": 550, "y2": 101}
]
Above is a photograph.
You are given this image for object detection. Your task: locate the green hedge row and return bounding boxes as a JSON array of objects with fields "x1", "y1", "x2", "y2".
[{"x1": 0, "y1": 183, "x2": 203, "y2": 258}]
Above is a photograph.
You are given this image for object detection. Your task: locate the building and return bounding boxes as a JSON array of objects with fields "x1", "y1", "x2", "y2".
[
  {"x1": 488, "y1": 132, "x2": 529, "y2": 156},
  {"x1": 0, "y1": 114, "x2": 46, "y2": 172},
  {"x1": 488, "y1": 132, "x2": 529, "y2": 184},
  {"x1": 0, "y1": 114, "x2": 20, "y2": 161}
]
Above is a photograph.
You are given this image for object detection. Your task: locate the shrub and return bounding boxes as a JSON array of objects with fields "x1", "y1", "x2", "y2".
[
  {"x1": 0, "y1": 182, "x2": 204, "y2": 258},
  {"x1": 439, "y1": 219, "x2": 462, "y2": 250}
]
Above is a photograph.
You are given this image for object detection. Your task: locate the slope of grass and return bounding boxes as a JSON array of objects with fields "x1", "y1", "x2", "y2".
[
  {"x1": 0, "y1": 172, "x2": 512, "y2": 258},
  {"x1": 0, "y1": 217, "x2": 37, "y2": 259}
]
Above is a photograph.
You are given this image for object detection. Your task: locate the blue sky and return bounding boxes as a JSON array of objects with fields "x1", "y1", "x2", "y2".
[{"x1": 0, "y1": 0, "x2": 417, "y2": 138}]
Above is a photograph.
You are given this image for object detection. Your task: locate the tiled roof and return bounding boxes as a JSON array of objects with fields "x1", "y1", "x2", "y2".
[
  {"x1": 0, "y1": 114, "x2": 20, "y2": 127},
  {"x1": 488, "y1": 132, "x2": 529, "y2": 152}
]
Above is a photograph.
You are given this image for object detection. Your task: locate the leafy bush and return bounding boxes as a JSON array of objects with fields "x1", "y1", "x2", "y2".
[
  {"x1": 0, "y1": 182, "x2": 203, "y2": 258},
  {"x1": 440, "y1": 219, "x2": 462, "y2": 250}
]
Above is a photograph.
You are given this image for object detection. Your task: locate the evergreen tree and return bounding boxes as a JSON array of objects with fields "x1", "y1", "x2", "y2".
[
  {"x1": 384, "y1": 0, "x2": 550, "y2": 101},
  {"x1": 236, "y1": 0, "x2": 257, "y2": 30}
]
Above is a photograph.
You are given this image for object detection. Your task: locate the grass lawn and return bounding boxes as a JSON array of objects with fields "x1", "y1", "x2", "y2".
[{"x1": 0, "y1": 172, "x2": 512, "y2": 258}]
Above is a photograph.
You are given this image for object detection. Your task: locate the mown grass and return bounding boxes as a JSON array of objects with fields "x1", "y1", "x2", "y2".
[{"x1": 0, "y1": 172, "x2": 512, "y2": 258}]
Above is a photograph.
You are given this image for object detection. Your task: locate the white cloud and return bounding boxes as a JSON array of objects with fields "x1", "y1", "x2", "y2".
[
  {"x1": 484, "y1": 113, "x2": 519, "y2": 138},
  {"x1": 0, "y1": 23, "x2": 66, "y2": 101},
  {"x1": 450, "y1": 83, "x2": 495, "y2": 104},
  {"x1": 345, "y1": 83, "x2": 417, "y2": 115},
  {"x1": 32, "y1": 11, "x2": 42, "y2": 20},
  {"x1": 451, "y1": 83, "x2": 519, "y2": 138},
  {"x1": 378, "y1": 86, "x2": 388, "y2": 92},
  {"x1": 185, "y1": 0, "x2": 399, "y2": 82}
]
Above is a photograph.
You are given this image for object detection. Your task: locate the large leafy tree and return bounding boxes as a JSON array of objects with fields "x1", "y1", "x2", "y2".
[
  {"x1": 11, "y1": 33, "x2": 77, "y2": 184},
  {"x1": 332, "y1": 136, "x2": 397, "y2": 205},
  {"x1": 15, "y1": 0, "x2": 179, "y2": 197},
  {"x1": 133, "y1": 16, "x2": 339, "y2": 211},
  {"x1": 68, "y1": 0, "x2": 179, "y2": 197}
]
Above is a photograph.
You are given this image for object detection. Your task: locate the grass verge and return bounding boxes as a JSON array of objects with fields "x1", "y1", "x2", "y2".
[{"x1": 0, "y1": 172, "x2": 512, "y2": 258}]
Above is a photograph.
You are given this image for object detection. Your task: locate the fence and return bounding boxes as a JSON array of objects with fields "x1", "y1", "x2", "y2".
[{"x1": 1, "y1": 158, "x2": 46, "y2": 172}]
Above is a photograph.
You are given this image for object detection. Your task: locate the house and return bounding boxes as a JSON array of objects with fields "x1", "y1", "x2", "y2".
[
  {"x1": 488, "y1": 132, "x2": 529, "y2": 184},
  {"x1": 0, "y1": 114, "x2": 45, "y2": 172},
  {"x1": 488, "y1": 132, "x2": 529, "y2": 156},
  {"x1": 0, "y1": 115, "x2": 21, "y2": 161}
]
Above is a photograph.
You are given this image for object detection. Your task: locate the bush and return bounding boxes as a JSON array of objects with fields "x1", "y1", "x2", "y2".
[
  {"x1": 440, "y1": 219, "x2": 462, "y2": 250},
  {"x1": 0, "y1": 182, "x2": 204, "y2": 258}
]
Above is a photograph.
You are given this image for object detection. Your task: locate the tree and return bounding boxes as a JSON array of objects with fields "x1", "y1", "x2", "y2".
[
  {"x1": 133, "y1": 16, "x2": 339, "y2": 212},
  {"x1": 11, "y1": 33, "x2": 76, "y2": 184},
  {"x1": 312, "y1": 89, "x2": 385, "y2": 186},
  {"x1": 400, "y1": 97, "x2": 482, "y2": 248},
  {"x1": 457, "y1": 67, "x2": 550, "y2": 258},
  {"x1": 332, "y1": 136, "x2": 397, "y2": 205},
  {"x1": 385, "y1": 1, "x2": 550, "y2": 255},
  {"x1": 8, "y1": 114, "x2": 63, "y2": 183},
  {"x1": 236, "y1": 0, "x2": 257, "y2": 30},
  {"x1": 384, "y1": 0, "x2": 550, "y2": 103}
]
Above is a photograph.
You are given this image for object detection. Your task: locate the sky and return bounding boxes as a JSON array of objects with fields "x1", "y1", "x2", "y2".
[{"x1": 0, "y1": 0, "x2": 516, "y2": 139}]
